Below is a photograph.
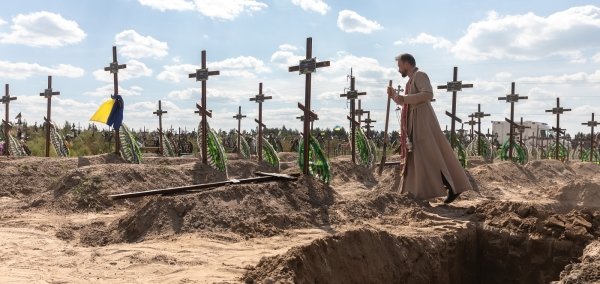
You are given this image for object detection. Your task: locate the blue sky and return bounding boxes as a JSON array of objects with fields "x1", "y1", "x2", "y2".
[{"x1": 0, "y1": 0, "x2": 599, "y2": 135}]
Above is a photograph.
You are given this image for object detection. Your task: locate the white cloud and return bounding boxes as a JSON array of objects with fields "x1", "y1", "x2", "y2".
[
  {"x1": 452, "y1": 6, "x2": 600, "y2": 61},
  {"x1": 83, "y1": 85, "x2": 144, "y2": 97},
  {"x1": 0, "y1": 11, "x2": 86, "y2": 47},
  {"x1": 592, "y1": 52, "x2": 600, "y2": 63},
  {"x1": 157, "y1": 56, "x2": 270, "y2": 82},
  {"x1": 270, "y1": 44, "x2": 304, "y2": 69},
  {"x1": 115, "y1": 30, "x2": 168, "y2": 59},
  {"x1": 393, "y1": 40, "x2": 403, "y2": 46},
  {"x1": 93, "y1": 60, "x2": 153, "y2": 82},
  {"x1": 336, "y1": 10, "x2": 382, "y2": 34},
  {"x1": 516, "y1": 70, "x2": 600, "y2": 84},
  {"x1": 0, "y1": 17, "x2": 6, "y2": 26},
  {"x1": 278, "y1": 44, "x2": 298, "y2": 52},
  {"x1": 137, "y1": 0, "x2": 268, "y2": 20},
  {"x1": 291, "y1": 0, "x2": 330, "y2": 15},
  {"x1": 408, "y1": 33, "x2": 453, "y2": 49},
  {"x1": 0, "y1": 61, "x2": 84, "y2": 80},
  {"x1": 167, "y1": 87, "x2": 246, "y2": 103}
]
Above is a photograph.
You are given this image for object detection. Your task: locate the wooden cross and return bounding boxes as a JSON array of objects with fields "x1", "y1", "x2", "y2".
[
  {"x1": 103, "y1": 46, "x2": 126, "y2": 154},
  {"x1": 355, "y1": 100, "x2": 369, "y2": 128},
  {"x1": 516, "y1": 117, "x2": 530, "y2": 147},
  {"x1": 545, "y1": 97, "x2": 571, "y2": 160},
  {"x1": 296, "y1": 104, "x2": 318, "y2": 132},
  {"x1": 1, "y1": 84, "x2": 17, "y2": 156},
  {"x1": 250, "y1": 82, "x2": 272, "y2": 161},
  {"x1": 498, "y1": 82, "x2": 527, "y2": 160},
  {"x1": 362, "y1": 112, "x2": 376, "y2": 139},
  {"x1": 153, "y1": 100, "x2": 167, "y2": 155},
  {"x1": 581, "y1": 113, "x2": 598, "y2": 162},
  {"x1": 468, "y1": 104, "x2": 490, "y2": 156},
  {"x1": 38, "y1": 76, "x2": 60, "y2": 157},
  {"x1": 188, "y1": 50, "x2": 220, "y2": 165},
  {"x1": 466, "y1": 115, "x2": 477, "y2": 141},
  {"x1": 437, "y1": 67, "x2": 473, "y2": 149},
  {"x1": 232, "y1": 106, "x2": 247, "y2": 154},
  {"x1": 457, "y1": 123, "x2": 467, "y2": 141},
  {"x1": 340, "y1": 69, "x2": 366, "y2": 163},
  {"x1": 288, "y1": 37, "x2": 330, "y2": 175}
]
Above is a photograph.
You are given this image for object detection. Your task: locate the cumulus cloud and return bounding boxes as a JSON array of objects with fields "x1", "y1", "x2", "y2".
[
  {"x1": 408, "y1": 33, "x2": 452, "y2": 49},
  {"x1": 93, "y1": 60, "x2": 153, "y2": 82},
  {"x1": 337, "y1": 10, "x2": 382, "y2": 34},
  {"x1": 157, "y1": 56, "x2": 270, "y2": 82},
  {"x1": 0, "y1": 11, "x2": 86, "y2": 47},
  {"x1": 83, "y1": 85, "x2": 144, "y2": 97},
  {"x1": 115, "y1": 30, "x2": 168, "y2": 59},
  {"x1": 0, "y1": 61, "x2": 84, "y2": 80},
  {"x1": 291, "y1": 0, "x2": 330, "y2": 15},
  {"x1": 137, "y1": 0, "x2": 267, "y2": 20}
]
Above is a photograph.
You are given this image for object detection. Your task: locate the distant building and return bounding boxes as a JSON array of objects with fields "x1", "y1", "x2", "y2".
[{"x1": 491, "y1": 120, "x2": 552, "y2": 147}]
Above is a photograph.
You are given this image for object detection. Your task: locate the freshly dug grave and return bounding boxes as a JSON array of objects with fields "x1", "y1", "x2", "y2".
[
  {"x1": 244, "y1": 201, "x2": 600, "y2": 284},
  {"x1": 555, "y1": 241, "x2": 600, "y2": 283},
  {"x1": 81, "y1": 176, "x2": 337, "y2": 245}
]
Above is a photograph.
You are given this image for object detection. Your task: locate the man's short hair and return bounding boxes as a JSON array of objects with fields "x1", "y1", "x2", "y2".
[{"x1": 395, "y1": 53, "x2": 416, "y2": 66}]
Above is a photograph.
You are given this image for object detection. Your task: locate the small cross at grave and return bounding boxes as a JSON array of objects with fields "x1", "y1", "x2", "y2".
[
  {"x1": 545, "y1": 97, "x2": 571, "y2": 160},
  {"x1": 437, "y1": 67, "x2": 473, "y2": 149},
  {"x1": 189, "y1": 50, "x2": 220, "y2": 165},
  {"x1": 250, "y1": 82, "x2": 272, "y2": 161},
  {"x1": 233, "y1": 106, "x2": 247, "y2": 154},
  {"x1": 288, "y1": 37, "x2": 330, "y2": 175},
  {"x1": 468, "y1": 104, "x2": 490, "y2": 156},
  {"x1": 362, "y1": 112, "x2": 376, "y2": 139},
  {"x1": 39, "y1": 76, "x2": 60, "y2": 157},
  {"x1": 1, "y1": 84, "x2": 17, "y2": 156},
  {"x1": 581, "y1": 113, "x2": 598, "y2": 162},
  {"x1": 153, "y1": 100, "x2": 167, "y2": 155},
  {"x1": 498, "y1": 82, "x2": 528, "y2": 160},
  {"x1": 103, "y1": 46, "x2": 127, "y2": 154},
  {"x1": 340, "y1": 69, "x2": 367, "y2": 163}
]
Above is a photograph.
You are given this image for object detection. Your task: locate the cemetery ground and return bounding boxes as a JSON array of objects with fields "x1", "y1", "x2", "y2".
[{"x1": 0, "y1": 152, "x2": 599, "y2": 283}]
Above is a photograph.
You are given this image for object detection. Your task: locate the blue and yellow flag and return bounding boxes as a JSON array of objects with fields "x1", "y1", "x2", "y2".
[{"x1": 90, "y1": 94, "x2": 124, "y2": 131}]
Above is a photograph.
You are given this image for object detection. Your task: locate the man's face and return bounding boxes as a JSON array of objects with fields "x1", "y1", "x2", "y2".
[{"x1": 397, "y1": 60, "x2": 410, "y2": 78}]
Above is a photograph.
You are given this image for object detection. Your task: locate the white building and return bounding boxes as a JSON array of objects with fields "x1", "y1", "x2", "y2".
[{"x1": 491, "y1": 120, "x2": 552, "y2": 147}]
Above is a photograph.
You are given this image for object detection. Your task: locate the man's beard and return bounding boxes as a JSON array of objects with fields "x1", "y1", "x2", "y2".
[{"x1": 401, "y1": 71, "x2": 407, "y2": 78}]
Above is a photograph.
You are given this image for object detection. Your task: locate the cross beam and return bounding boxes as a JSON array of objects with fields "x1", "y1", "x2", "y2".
[
  {"x1": 468, "y1": 103, "x2": 490, "y2": 156},
  {"x1": 289, "y1": 37, "x2": 330, "y2": 175},
  {"x1": 340, "y1": 69, "x2": 367, "y2": 163},
  {"x1": 361, "y1": 112, "x2": 376, "y2": 139},
  {"x1": 498, "y1": 82, "x2": 527, "y2": 160},
  {"x1": 39, "y1": 76, "x2": 60, "y2": 157},
  {"x1": 189, "y1": 50, "x2": 220, "y2": 165},
  {"x1": 1, "y1": 84, "x2": 17, "y2": 156},
  {"x1": 582, "y1": 113, "x2": 598, "y2": 162},
  {"x1": 153, "y1": 100, "x2": 167, "y2": 155},
  {"x1": 297, "y1": 103, "x2": 318, "y2": 132},
  {"x1": 437, "y1": 67, "x2": 473, "y2": 149},
  {"x1": 545, "y1": 97, "x2": 571, "y2": 160},
  {"x1": 250, "y1": 82, "x2": 272, "y2": 161},
  {"x1": 103, "y1": 46, "x2": 126, "y2": 154},
  {"x1": 233, "y1": 106, "x2": 246, "y2": 154}
]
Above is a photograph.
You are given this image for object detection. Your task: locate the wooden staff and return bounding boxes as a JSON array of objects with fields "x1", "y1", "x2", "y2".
[{"x1": 378, "y1": 80, "x2": 393, "y2": 175}]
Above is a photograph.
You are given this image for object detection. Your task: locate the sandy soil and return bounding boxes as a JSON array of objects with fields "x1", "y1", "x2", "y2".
[{"x1": 0, "y1": 153, "x2": 599, "y2": 283}]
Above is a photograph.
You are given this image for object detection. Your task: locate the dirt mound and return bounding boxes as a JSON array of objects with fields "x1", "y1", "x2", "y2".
[
  {"x1": 141, "y1": 157, "x2": 198, "y2": 165},
  {"x1": 82, "y1": 176, "x2": 338, "y2": 245},
  {"x1": 556, "y1": 241, "x2": 600, "y2": 283},
  {"x1": 0, "y1": 156, "x2": 77, "y2": 197},
  {"x1": 329, "y1": 156, "x2": 377, "y2": 187},
  {"x1": 227, "y1": 159, "x2": 280, "y2": 178},
  {"x1": 338, "y1": 189, "x2": 428, "y2": 220},
  {"x1": 39, "y1": 162, "x2": 224, "y2": 211},
  {"x1": 525, "y1": 159, "x2": 576, "y2": 185},
  {"x1": 568, "y1": 161, "x2": 600, "y2": 180},
  {"x1": 243, "y1": 228, "x2": 478, "y2": 284},
  {"x1": 554, "y1": 181, "x2": 600, "y2": 210},
  {"x1": 470, "y1": 161, "x2": 537, "y2": 186},
  {"x1": 278, "y1": 152, "x2": 298, "y2": 162}
]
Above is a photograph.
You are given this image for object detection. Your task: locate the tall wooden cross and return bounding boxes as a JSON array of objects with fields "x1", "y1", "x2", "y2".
[
  {"x1": 362, "y1": 112, "x2": 376, "y2": 139},
  {"x1": 545, "y1": 97, "x2": 571, "y2": 160},
  {"x1": 498, "y1": 82, "x2": 527, "y2": 160},
  {"x1": 340, "y1": 69, "x2": 366, "y2": 163},
  {"x1": 194, "y1": 103, "x2": 213, "y2": 157},
  {"x1": 189, "y1": 50, "x2": 220, "y2": 165},
  {"x1": 296, "y1": 107, "x2": 318, "y2": 131},
  {"x1": 437, "y1": 67, "x2": 473, "y2": 149},
  {"x1": 1, "y1": 84, "x2": 17, "y2": 156},
  {"x1": 581, "y1": 113, "x2": 598, "y2": 162},
  {"x1": 516, "y1": 117, "x2": 531, "y2": 147},
  {"x1": 103, "y1": 46, "x2": 126, "y2": 154},
  {"x1": 288, "y1": 37, "x2": 330, "y2": 175},
  {"x1": 355, "y1": 100, "x2": 369, "y2": 128},
  {"x1": 153, "y1": 100, "x2": 167, "y2": 155},
  {"x1": 232, "y1": 106, "x2": 247, "y2": 154},
  {"x1": 250, "y1": 82, "x2": 272, "y2": 161},
  {"x1": 39, "y1": 76, "x2": 60, "y2": 157},
  {"x1": 468, "y1": 104, "x2": 490, "y2": 156},
  {"x1": 466, "y1": 115, "x2": 477, "y2": 142}
]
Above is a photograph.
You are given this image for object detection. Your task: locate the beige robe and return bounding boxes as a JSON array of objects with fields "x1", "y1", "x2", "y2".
[{"x1": 398, "y1": 69, "x2": 473, "y2": 199}]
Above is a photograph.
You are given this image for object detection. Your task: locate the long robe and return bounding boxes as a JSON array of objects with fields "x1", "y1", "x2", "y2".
[{"x1": 398, "y1": 69, "x2": 473, "y2": 199}]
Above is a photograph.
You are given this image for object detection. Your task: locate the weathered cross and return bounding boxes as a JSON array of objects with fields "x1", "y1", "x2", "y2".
[
  {"x1": 581, "y1": 113, "x2": 598, "y2": 162},
  {"x1": 232, "y1": 106, "x2": 247, "y2": 154},
  {"x1": 1, "y1": 84, "x2": 17, "y2": 156},
  {"x1": 362, "y1": 111, "x2": 376, "y2": 139},
  {"x1": 437, "y1": 67, "x2": 473, "y2": 149},
  {"x1": 545, "y1": 97, "x2": 571, "y2": 160},
  {"x1": 355, "y1": 100, "x2": 369, "y2": 128},
  {"x1": 288, "y1": 37, "x2": 330, "y2": 175},
  {"x1": 296, "y1": 105, "x2": 318, "y2": 132},
  {"x1": 39, "y1": 76, "x2": 60, "y2": 157},
  {"x1": 153, "y1": 100, "x2": 167, "y2": 155},
  {"x1": 340, "y1": 69, "x2": 366, "y2": 163},
  {"x1": 250, "y1": 82, "x2": 272, "y2": 161},
  {"x1": 516, "y1": 117, "x2": 531, "y2": 147},
  {"x1": 498, "y1": 82, "x2": 528, "y2": 160},
  {"x1": 189, "y1": 50, "x2": 220, "y2": 165},
  {"x1": 468, "y1": 104, "x2": 490, "y2": 156},
  {"x1": 103, "y1": 46, "x2": 126, "y2": 154},
  {"x1": 467, "y1": 115, "x2": 477, "y2": 142}
]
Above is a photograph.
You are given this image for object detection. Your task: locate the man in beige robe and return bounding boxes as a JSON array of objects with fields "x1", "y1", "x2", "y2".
[{"x1": 387, "y1": 53, "x2": 472, "y2": 203}]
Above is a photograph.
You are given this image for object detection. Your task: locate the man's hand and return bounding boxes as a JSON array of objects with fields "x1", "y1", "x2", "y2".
[{"x1": 388, "y1": 87, "x2": 404, "y2": 104}]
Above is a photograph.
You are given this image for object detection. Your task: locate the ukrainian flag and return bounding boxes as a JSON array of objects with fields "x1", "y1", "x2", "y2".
[{"x1": 90, "y1": 94, "x2": 124, "y2": 131}]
